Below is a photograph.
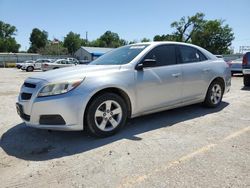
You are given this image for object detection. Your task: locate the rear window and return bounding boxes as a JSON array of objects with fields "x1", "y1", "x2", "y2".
[{"x1": 179, "y1": 46, "x2": 207, "y2": 63}]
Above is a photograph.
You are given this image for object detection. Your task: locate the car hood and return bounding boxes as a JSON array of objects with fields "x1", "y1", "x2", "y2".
[{"x1": 29, "y1": 65, "x2": 122, "y2": 82}]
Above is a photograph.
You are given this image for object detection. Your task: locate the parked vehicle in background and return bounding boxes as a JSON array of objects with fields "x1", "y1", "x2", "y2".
[
  {"x1": 66, "y1": 57, "x2": 79, "y2": 62},
  {"x1": 16, "y1": 42, "x2": 231, "y2": 137},
  {"x1": 215, "y1": 55, "x2": 223, "y2": 59},
  {"x1": 16, "y1": 60, "x2": 34, "y2": 69},
  {"x1": 242, "y1": 52, "x2": 250, "y2": 86},
  {"x1": 21, "y1": 59, "x2": 52, "y2": 72},
  {"x1": 79, "y1": 60, "x2": 90, "y2": 64},
  {"x1": 41, "y1": 59, "x2": 79, "y2": 71},
  {"x1": 227, "y1": 58, "x2": 243, "y2": 76}
]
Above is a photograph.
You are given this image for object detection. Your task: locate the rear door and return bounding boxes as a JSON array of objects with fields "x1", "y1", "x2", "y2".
[
  {"x1": 135, "y1": 45, "x2": 182, "y2": 113},
  {"x1": 178, "y1": 45, "x2": 209, "y2": 102},
  {"x1": 34, "y1": 60, "x2": 41, "y2": 69}
]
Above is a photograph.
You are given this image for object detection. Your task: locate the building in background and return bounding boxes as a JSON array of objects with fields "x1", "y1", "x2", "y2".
[{"x1": 74, "y1": 47, "x2": 113, "y2": 63}]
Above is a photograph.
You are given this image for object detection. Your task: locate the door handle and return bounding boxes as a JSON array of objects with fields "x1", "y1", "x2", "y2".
[
  {"x1": 203, "y1": 68, "x2": 211, "y2": 72},
  {"x1": 172, "y1": 73, "x2": 181, "y2": 77}
]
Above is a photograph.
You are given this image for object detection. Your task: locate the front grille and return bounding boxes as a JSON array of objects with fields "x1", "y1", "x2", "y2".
[
  {"x1": 24, "y1": 82, "x2": 36, "y2": 88},
  {"x1": 21, "y1": 92, "x2": 32, "y2": 100}
]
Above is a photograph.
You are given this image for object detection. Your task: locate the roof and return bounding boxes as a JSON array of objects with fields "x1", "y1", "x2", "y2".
[
  {"x1": 80, "y1": 47, "x2": 113, "y2": 54},
  {"x1": 0, "y1": 52, "x2": 39, "y2": 56}
]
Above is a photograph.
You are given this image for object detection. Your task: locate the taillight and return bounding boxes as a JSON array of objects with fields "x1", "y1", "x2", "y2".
[
  {"x1": 226, "y1": 61, "x2": 232, "y2": 67},
  {"x1": 242, "y1": 54, "x2": 247, "y2": 65},
  {"x1": 44, "y1": 64, "x2": 48, "y2": 67}
]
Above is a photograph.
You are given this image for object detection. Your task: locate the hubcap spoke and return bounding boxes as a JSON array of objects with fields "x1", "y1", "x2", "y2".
[
  {"x1": 95, "y1": 109, "x2": 104, "y2": 117},
  {"x1": 216, "y1": 93, "x2": 221, "y2": 98},
  {"x1": 105, "y1": 101, "x2": 112, "y2": 111},
  {"x1": 111, "y1": 108, "x2": 122, "y2": 115},
  {"x1": 99, "y1": 119, "x2": 108, "y2": 130},
  {"x1": 109, "y1": 117, "x2": 118, "y2": 128}
]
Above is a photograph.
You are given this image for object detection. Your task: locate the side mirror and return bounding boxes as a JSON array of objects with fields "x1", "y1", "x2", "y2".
[{"x1": 135, "y1": 59, "x2": 156, "y2": 70}]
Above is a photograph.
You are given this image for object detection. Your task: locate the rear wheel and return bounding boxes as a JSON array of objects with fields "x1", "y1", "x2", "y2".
[
  {"x1": 26, "y1": 66, "x2": 34, "y2": 72},
  {"x1": 243, "y1": 75, "x2": 250, "y2": 86},
  {"x1": 85, "y1": 93, "x2": 128, "y2": 137},
  {"x1": 204, "y1": 80, "x2": 224, "y2": 108}
]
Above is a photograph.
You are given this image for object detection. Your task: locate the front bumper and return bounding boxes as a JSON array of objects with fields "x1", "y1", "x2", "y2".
[
  {"x1": 17, "y1": 78, "x2": 89, "y2": 131},
  {"x1": 243, "y1": 69, "x2": 250, "y2": 75}
]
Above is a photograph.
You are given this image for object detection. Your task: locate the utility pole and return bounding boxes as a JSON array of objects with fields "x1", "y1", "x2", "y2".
[{"x1": 86, "y1": 31, "x2": 88, "y2": 43}]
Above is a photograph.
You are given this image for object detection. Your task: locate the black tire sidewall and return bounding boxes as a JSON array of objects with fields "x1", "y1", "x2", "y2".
[
  {"x1": 243, "y1": 75, "x2": 250, "y2": 86},
  {"x1": 85, "y1": 93, "x2": 128, "y2": 137}
]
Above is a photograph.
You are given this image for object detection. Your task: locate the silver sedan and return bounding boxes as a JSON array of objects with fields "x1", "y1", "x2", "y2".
[
  {"x1": 41, "y1": 59, "x2": 78, "y2": 71},
  {"x1": 16, "y1": 42, "x2": 231, "y2": 137}
]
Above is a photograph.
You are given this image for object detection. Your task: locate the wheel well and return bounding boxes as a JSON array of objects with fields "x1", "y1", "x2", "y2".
[
  {"x1": 211, "y1": 77, "x2": 225, "y2": 93},
  {"x1": 84, "y1": 87, "x2": 132, "y2": 121}
]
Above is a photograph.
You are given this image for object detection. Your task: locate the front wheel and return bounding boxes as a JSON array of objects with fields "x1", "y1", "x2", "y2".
[
  {"x1": 203, "y1": 80, "x2": 224, "y2": 108},
  {"x1": 26, "y1": 66, "x2": 34, "y2": 72},
  {"x1": 243, "y1": 75, "x2": 250, "y2": 86},
  {"x1": 85, "y1": 93, "x2": 128, "y2": 137}
]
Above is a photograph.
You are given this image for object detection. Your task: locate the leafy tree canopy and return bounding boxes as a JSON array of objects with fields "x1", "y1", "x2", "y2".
[
  {"x1": 0, "y1": 20, "x2": 20, "y2": 52},
  {"x1": 63, "y1": 32, "x2": 83, "y2": 55},
  {"x1": 90, "y1": 31, "x2": 127, "y2": 48},
  {"x1": 153, "y1": 12, "x2": 234, "y2": 54},
  {"x1": 28, "y1": 28, "x2": 48, "y2": 53}
]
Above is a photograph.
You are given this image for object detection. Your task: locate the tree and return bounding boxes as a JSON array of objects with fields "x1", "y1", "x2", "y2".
[
  {"x1": 28, "y1": 28, "x2": 48, "y2": 53},
  {"x1": 153, "y1": 12, "x2": 234, "y2": 54},
  {"x1": 153, "y1": 34, "x2": 177, "y2": 41},
  {"x1": 38, "y1": 40, "x2": 68, "y2": 55},
  {"x1": 191, "y1": 20, "x2": 234, "y2": 54},
  {"x1": 141, "y1": 38, "x2": 151, "y2": 42},
  {"x1": 0, "y1": 21, "x2": 20, "y2": 52},
  {"x1": 170, "y1": 12, "x2": 205, "y2": 42},
  {"x1": 63, "y1": 32, "x2": 82, "y2": 55},
  {"x1": 90, "y1": 31, "x2": 127, "y2": 48}
]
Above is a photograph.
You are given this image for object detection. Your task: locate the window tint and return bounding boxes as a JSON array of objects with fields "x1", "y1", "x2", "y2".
[
  {"x1": 144, "y1": 45, "x2": 176, "y2": 67},
  {"x1": 179, "y1": 46, "x2": 207, "y2": 63},
  {"x1": 197, "y1": 50, "x2": 207, "y2": 61}
]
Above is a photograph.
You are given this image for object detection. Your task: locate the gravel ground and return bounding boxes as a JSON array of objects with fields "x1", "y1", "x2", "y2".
[{"x1": 0, "y1": 68, "x2": 249, "y2": 188}]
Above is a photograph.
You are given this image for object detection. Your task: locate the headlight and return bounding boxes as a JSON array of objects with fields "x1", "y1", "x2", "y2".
[{"x1": 38, "y1": 79, "x2": 83, "y2": 97}]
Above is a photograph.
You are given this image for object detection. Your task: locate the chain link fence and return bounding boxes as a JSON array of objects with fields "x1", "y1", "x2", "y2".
[{"x1": 0, "y1": 53, "x2": 72, "y2": 67}]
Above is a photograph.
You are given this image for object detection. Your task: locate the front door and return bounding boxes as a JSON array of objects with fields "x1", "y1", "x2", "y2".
[{"x1": 135, "y1": 45, "x2": 182, "y2": 114}]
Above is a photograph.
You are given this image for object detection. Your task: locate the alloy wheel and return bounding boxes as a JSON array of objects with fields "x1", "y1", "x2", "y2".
[
  {"x1": 210, "y1": 84, "x2": 222, "y2": 105},
  {"x1": 94, "y1": 100, "x2": 123, "y2": 131}
]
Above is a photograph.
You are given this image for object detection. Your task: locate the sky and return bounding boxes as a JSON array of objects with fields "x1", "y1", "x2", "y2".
[{"x1": 0, "y1": 0, "x2": 249, "y2": 53}]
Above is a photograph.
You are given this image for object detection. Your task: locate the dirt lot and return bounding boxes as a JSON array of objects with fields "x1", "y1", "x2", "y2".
[{"x1": 0, "y1": 68, "x2": 249, "y2": 188}]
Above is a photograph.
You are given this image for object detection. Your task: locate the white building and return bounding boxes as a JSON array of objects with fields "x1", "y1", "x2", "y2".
[{"x1": 74, "y1": 47, "x2": 113, "y2": 62}]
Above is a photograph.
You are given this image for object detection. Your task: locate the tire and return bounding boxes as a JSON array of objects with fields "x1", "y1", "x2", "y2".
[
  {"x1": 26, "y1": 66, "x2": 34, "y2": 72},
  {"x1": 243, "y1": 75, "x2": 250, "y2": 86},
  {"x1": 53, "y1": 67, "x2": 59, "y2": 69},
  {"x1": 203, "y1": 80, "x2": 224, "y2": 108},
  {"x1": 85, "y1": 93, "x2": 128, "y2": 137}
]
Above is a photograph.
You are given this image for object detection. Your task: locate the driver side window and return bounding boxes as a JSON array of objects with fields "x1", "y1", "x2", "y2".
[{"x1": 144, "y1": 45, "x2": 176, "y2": 67}]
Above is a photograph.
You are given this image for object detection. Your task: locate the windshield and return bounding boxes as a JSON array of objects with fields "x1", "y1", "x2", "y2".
[{"x1": 89, "y1": 44, "x2": 149, "y2": 65}]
